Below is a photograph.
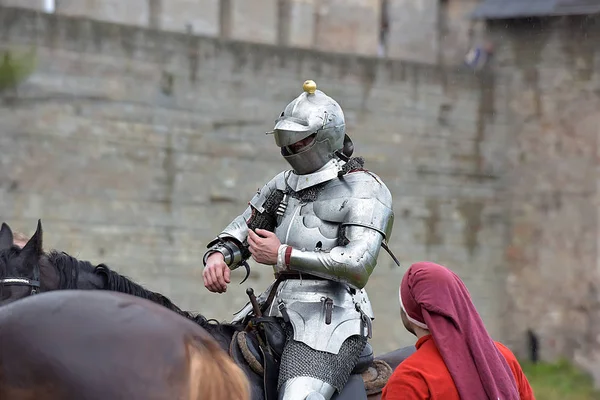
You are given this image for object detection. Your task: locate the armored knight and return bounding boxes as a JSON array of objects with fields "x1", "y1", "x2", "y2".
[{"x1": 202, "y1": 80, "x2": 395, "y2": 400}]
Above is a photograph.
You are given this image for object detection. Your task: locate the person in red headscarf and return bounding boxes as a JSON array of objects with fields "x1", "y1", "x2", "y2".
[{"x1": 382, "y1": 262, "x2": 535, "y2": 400}]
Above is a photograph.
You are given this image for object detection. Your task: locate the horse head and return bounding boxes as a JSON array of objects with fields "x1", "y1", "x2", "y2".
[
  {"x1": 0, "y1": 220, "x2": 44, "y2": 306},
  {"x1": 0, "y1": 220, "x2": 110, "y2": 307}
]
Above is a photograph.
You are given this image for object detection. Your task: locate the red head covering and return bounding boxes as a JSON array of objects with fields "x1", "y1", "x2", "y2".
[{"x1": 400, "y1": 262, "x2": 519, "y2": 400}]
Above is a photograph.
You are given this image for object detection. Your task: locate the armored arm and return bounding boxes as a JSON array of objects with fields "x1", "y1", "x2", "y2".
[
  {"x1": 285, "y1": 225, "x2": 385, "y2": 289},
  {"x1": 202, "y1": 206, "x2": 252, "y2": 271},
  {"x1": 203, "y1": 172, "x2": 286, "y2": 271},
  {"x1": 282, "y1": 174, "x2": 394, "y2": 290}
]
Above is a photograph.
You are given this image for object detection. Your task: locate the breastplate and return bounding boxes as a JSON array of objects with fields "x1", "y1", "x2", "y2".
[{"x1": 273, "y1": 196, "x2": 339, "y2": 252}]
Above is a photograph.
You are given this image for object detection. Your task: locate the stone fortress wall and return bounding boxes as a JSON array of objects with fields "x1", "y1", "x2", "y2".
[{"x1": 1, "y1": 1, "x2": 599, "y2": 384}]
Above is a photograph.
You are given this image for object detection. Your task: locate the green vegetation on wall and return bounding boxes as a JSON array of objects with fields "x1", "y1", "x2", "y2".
[{"x1": 0, "y1": 46, "x2": 38, "y2": 93}]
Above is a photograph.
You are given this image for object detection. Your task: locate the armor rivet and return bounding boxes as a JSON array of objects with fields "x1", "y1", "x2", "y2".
[{"x1": 303, "y1": 80, "x2": 317, "y2": 94}]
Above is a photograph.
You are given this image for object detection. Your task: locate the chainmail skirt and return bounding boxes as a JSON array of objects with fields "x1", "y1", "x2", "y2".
[{"x1": 277, "y1": 333, "x2": 367, "y2": 393}]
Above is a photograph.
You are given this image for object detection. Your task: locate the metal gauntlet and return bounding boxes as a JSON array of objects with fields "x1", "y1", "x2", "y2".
[
  {"x1": 203, "y1": 175, "x2": 285, "y2": 271},
  {"x1": 203, "y1": 204, "x2": 252, "y2": 271},
  {"x1": 203, "y1": 238, "x2": 244, "y2": 269}
]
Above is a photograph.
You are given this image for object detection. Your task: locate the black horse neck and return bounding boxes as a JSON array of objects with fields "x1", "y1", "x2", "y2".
[
  {"x1": 45, "y1": 252, "x2": 242, "y2": 350},
  {"x1": 93, "y1": 264, "x2": 242, "y2": 337}
]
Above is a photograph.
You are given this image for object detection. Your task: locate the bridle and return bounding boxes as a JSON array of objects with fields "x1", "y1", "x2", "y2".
[{"x1": 0, "y1": 262, "x2": 41, "y2": 296}]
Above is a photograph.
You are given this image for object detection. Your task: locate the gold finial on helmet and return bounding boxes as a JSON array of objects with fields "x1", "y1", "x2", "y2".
[{"x1": 303, "y1": 80, "x2": 317, "y2": 95}]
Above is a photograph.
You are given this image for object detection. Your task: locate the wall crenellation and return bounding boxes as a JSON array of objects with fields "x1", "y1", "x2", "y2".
[{"x1": 0, "y1": 0, "x2": 483, "y2": 64}]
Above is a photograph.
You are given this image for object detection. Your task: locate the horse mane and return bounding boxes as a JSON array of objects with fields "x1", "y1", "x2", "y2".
[
  {"x1": 46, "y1": 251, "x2": 88, "y2": 289},
  {"x1": 41, "y1": 251, "x2": 243, "y2": 344},
  {"x1": 93, "y1": 263, "x2": 242, "y2": 335}
]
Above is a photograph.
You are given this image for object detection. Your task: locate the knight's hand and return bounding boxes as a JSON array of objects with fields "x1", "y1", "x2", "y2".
[
  {"x1": 203, "y1": 252, "x2": 230, "y2": 293},
  {"x1": 248, "y1": 229, "x2": 281, "y2": 265}
]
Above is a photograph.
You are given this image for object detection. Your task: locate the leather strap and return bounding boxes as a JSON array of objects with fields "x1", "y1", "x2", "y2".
[{"x1": 259, "y1": 271, "x2": 328, "y2": 314}]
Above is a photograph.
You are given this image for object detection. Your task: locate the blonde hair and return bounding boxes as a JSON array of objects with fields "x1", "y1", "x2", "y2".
[
  {"x1": 187, "y1": 334, "x2": 250, "y2": 400},
  {"x1": 13, "y1": 231, "x2": 29, "y2": 247}
]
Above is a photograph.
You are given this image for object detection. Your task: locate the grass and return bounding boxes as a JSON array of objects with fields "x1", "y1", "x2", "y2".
[{"x1": 520, "y1": 359, "x2": 600, "y2": 400}]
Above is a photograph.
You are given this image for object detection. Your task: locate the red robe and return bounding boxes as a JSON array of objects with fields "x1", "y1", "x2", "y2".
[{"x1": 382, "y1": 335, "x2": 535, "y2": 400}]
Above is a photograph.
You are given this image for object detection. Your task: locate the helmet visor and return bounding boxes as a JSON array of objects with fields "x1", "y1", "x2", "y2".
[
  {"x1": 274, "y1": 129, "x2": 317, "y2": 148},
  {"x1": 272, "y1": 115, "x2": 320, "y2": 147},
  {"x1": 282, "y1": 133, "x2": 317, "y2": 155}
]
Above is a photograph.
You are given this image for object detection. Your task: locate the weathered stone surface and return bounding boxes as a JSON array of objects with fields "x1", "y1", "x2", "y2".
[
  {"x1": 0, "y1": 0, "x2": 46, "y2": 11},
  {"x1": 287, "y1": 0, "x2": 316, "y2": 48},
  {"x1": 439, "y1": 0, "x2": 483, "y2": 65},
  {"x1": 487, "y1": 16, "x2": 600, "y2": 386},
  {"x1": 159, "y1": 0, "x2": 220, "y2": 36},
  {"x1": 0, "y1": 0, "x2": 480, "y2": 67},
  {"x1": 228, "y1": 0, "x2": 279, "y2": 44},
  {"x1": 0, "y1": 7, "x2": 510, "y2": 356},
  {"x1": 386, "y1": 0, "x2": 439, "y2": 63},
  {"x1": 56, "y1": 0, "x2": 150, "y2": 27},
  {"x1": 384, "y1": 0, "x2": 484, "y2": 66},
  {"x1": 4, "y1": 11, "x2": 600, "y2": 386},
  {"x1": 313, "y1": 0, "x2": 380, "y2": 56}
]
